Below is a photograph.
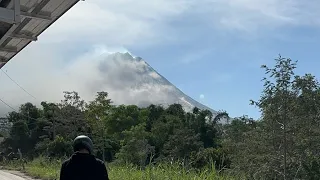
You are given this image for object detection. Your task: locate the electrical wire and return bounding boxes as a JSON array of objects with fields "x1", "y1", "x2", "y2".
[
  {"x1": 0, "y1": 97, "x2": 38, "y2": 122},
  {"x1": 0, "y1": 69, "x2": 90, "y2": 132},
  {"x1": 0, "y1": 97, "x2": 88, "y2": 131},
  {"x1": 0, "y1": 69, "x2": 39, "y2": 129},
  {"x1": 0, "y1": 99, "x2": 45, "y2": 129},
  {"x1": 1, "y1": 69, "x2": 36, "y2": 99}
]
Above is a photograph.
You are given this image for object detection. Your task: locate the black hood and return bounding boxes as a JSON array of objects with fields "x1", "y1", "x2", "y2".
[
  {"x1": 70, "y1": 152, "x2": 96, "y2": 163},
  {"x1": 73, "y1": 135, "x2": 94, "y2": 154}
]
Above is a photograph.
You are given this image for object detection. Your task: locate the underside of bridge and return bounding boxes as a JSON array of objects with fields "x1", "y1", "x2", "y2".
[{"x1": 0, "y1": 0, "x2": 80, "y2": 69}]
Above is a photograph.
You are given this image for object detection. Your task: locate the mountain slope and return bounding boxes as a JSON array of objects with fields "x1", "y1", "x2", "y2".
[{"x1": 97, "y1": 52, "x2": 218, "y2": 115}]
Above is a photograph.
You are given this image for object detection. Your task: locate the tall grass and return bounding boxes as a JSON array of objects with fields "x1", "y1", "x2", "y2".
[{"x1": 1, "y1": 157, "x2": 238, "y2": 180}]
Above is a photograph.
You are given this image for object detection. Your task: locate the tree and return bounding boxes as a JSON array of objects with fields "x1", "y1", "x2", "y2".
[
  {"x1": 222, "y1": 116, "x2": 266, "y2": 178},
  {"x1": 116, "y1": 123, "x2": 154, "y2": 167},
  {"x1": 40, "y1": 102, "x2": 59, "y2": 140},
  {"x1": 86, "y1": 91, "x2": 113, "y2": 162},
  {"x1": 9, "y1": 121, "x2": 30, "y2": 154},
  {"x1": 19, "y1": 102, "x2": 40, "y2": 130},
  {"x1": 250, "y1": 55, "x2": 298, "y2": 179},
  {"x1": 3, "y1": 103, "x2": 41, "y2": 157},
  {"x1": 163, "y1": 127, "x2": 203, "y2": 162},
  {"x1": 145, "y1": 104, "x2": 164, "y2": 132}
]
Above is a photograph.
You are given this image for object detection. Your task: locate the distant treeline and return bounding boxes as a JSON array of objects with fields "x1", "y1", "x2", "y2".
[{"x1": 1, "y1": 55, "x2": 320, "y2": 179}]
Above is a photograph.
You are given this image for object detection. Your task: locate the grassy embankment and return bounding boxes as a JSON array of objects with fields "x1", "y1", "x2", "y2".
[{"x1": 1, "y1": 157, "x2": 239, "y2": 180}]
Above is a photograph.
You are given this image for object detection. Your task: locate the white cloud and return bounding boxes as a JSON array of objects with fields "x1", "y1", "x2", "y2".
[
  {"x1": 1, "y1": 0, "x2": 320, "y2": 116},
  {"x1": 201, "y1": 0, "x2": 320, "y2": 32},
  {"x1": 149, "y1": 72, "x2": 161, "y2": 79},
  {"x1": 59, "y1": 49, "x2": 180, "y2": 107},
  {"x1": 41, "y1": 0, "x2": 194, "y2": 47},
  {"x1": 37, "y1": 0, "x2": 320, "y2": 46},
  {"x1": 0, "y1": 44, "x2": 181, "y2": 116},
  {"x1": 0, "y1": 0, "x2": 196, "y2": 116},
  {"x1": 180, "y1": 48, "x2": 214, "y2": 64},
  {"x1": 199, "y1": 94, "x2": 205, "y2": 99}
]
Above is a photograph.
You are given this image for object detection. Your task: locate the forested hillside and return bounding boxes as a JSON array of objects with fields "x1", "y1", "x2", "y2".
[{"x1": 1, "y1": 56, "x2": 320, "y2": 179}]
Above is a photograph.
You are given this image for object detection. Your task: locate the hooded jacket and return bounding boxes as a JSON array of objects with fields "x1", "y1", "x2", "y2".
[{"x1": 59, "y1": 152, "x2": 109, "y2": 180}]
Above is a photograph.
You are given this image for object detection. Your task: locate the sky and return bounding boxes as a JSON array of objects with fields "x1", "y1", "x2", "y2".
[{"x1": 1, "y1": 0, "x2": 320, "y2": 119}]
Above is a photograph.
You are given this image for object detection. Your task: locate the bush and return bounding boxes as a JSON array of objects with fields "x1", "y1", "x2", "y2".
[
  {"x1": 47, "y1": 136, "x2": 73, "y2": 158},
  {"x1": 3, "y1": 157, "x2": 238, "y2": 180},
  {"x1": 190, "y1": 148, "x2": 231, "y2": 170}
]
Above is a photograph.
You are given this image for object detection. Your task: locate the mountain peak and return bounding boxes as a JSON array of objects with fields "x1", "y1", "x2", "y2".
[
  {"x1": 106, "y1": 52, "x2": 145, "y2": 64},
  {"x1": 96, "y1": 52, "x2": 218, "y2": 116}
]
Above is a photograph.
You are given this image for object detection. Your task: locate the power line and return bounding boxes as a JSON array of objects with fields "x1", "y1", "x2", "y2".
[
  {"x1": 0, "y1": 99, "x2": 93, "y2": 138},
  {"x1": 0, "y1": 72, "x2": 56, "y2": 132},
  {"x1": 0, "y1": 70, "x2": 39, "y2": 128},
  {"x1": 0, "y1": 69, "x2": 36, "y2": 99},
  {"x1": 0, "y1": 97, "x2": 68, "y2": 129},
  {"x1": 0, "y1": 97, "x2": 38, "y2": 122},
  {"x1": 0, "y1": 97, "x2": 43, "y2": 130},
  {"x1": 0, "y1": 98, "x2": 18, "y2": 113}
]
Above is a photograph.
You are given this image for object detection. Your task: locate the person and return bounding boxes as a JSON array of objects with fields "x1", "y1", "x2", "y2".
[{"x1": 59, "y1": 135, "x2": 110, "y2": 180}]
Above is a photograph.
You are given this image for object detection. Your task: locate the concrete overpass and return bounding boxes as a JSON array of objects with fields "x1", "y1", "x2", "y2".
[{"x1": 0, "y1": 0, "x2": 81, "y2": 69}]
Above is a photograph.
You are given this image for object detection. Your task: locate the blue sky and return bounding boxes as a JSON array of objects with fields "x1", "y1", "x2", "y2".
[
  {"x1": 134, "y1": 24, "x2": 320, "y2": 119},
  {"x1": 131, "y1": 30, "x2": 320, "y2": 119},
  {"x1": 1, "y1": 0, "x2": 320, "y2": 119}
]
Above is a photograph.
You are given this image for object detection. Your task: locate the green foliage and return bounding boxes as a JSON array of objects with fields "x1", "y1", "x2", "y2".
[
  {"x1": 1, "y1": 91, "x2": 226, "y2": 173},
  {"x1": 46, "y1": 135, "x2": 73, "y2": 158},
  {"x1": 116, "y1": 123, "x2": 154, "y2": 167},
  {"x1": 9, "y1": 120, "x2": 30, "y2": 153},
  {"x1": 221, "y1": 55, "x2": 320, "y2": 179},
  {"x1": 190, "y1": 147, "x2": 230, "y2": 170},
  {"x1": 4, "y1": 54, "x2": 320, "y2": 179},
  {"x1": 2, "y1": 156, "x2": 236, "y2": 180},
  {"x1": 162, "y1": 127, "x2": 203, "y2": 160}
]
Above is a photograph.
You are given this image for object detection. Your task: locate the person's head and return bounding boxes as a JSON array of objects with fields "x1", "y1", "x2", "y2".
[{"x1": 73, "y1": 135, "x2": 94, "y2": 154}]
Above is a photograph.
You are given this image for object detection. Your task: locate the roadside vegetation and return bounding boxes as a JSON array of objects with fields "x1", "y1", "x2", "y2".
[
  {"x1": 2, "y1": 156, "x2": 235, "y2": 180},
  {"x1": 1, "y1": 55, "x2": 320, "y2": 179}
]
